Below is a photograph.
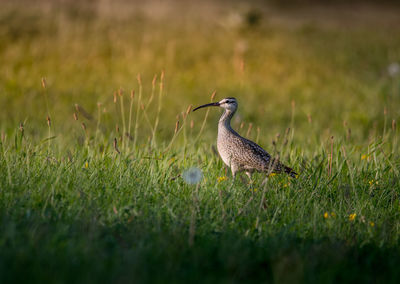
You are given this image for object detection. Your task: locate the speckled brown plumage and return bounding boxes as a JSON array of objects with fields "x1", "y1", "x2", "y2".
[{"x1": 194, "y1": 97, "x2": 297, "y2": 179}]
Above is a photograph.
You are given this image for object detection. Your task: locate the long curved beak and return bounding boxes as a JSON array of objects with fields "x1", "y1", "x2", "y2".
[{"x1": 193, "y1": 102, "x2": 220, "y2": 112}]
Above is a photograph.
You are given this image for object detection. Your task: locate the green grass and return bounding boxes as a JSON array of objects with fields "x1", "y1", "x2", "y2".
[{"x1": 1, "y1": 1, "x2": 400, "y2": 282}]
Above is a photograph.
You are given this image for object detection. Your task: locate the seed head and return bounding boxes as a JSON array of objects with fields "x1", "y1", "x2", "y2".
[
  {"x1": 211, "y1": 90, "x2": 216, "y2": 101},
  {"x1": 186, "y1": 104, "x2": 193, "y2": 115},
  {"x1": 240, "y1": 59, "x2": 245, "y2": 73},
  {"x1": 307, "y1": 114, "x2": 312, "y2": 123},
  {"x1": 175, "y1": 120, "x2": 179, "y2": 134},
  {"x1": 125, "y1": 132, "x2": 133, "y2": 141},
  {"x1": 41, "y1": 77, "x2": 47, "y2": 89},
  {"x1": 152, "y1": 74, "x2": 157, "y2": 87},
  {"x1": 75, "y1": 104, "x2": 93, "y2": 120},
  {"x1": 113, "y1": 138, "x2": 120, "y2": 154},
  {"x1": 246, "y1": 123, "x2": 253, "y2": 137}
]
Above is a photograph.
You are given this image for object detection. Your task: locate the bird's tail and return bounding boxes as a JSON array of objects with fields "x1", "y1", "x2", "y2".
[{"x1": 283, "y1": 165, "x2": 298, "y2": 178}]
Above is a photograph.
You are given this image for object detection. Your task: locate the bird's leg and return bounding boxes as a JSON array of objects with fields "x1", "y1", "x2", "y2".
[
  {"x1": 245, "y1": 171, "x2": 255, "y2": 195},
  {"x1": 245, "y1": 171, "x2": 253, "y2": 184},
  {"x1": 230, "y1": 163, "x2": 238, "y2": 179},
  {"x1": 228, "y1": 164, "x2": 239, "y2": 190}
]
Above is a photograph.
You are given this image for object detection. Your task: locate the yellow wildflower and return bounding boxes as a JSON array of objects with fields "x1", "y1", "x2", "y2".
[
  {"x1": 269, "y1": 173, "x2": 277, "y2": 177},
  {"x1": 349, "y1": 213, "x2": 357, "y2": 221},
  {"x1": 251, "y1": 188, "x2": 258, "y2": 193},
  {"x1": 84, "y1": 161, "x2": 89, "y2": 168},
  {"x1": 370, "y1": 221, "x2": 375, "y2": 227},
  {"x1": 217, "y1": 176, "x2": 227, "y2": 183},
  {"x1": 361, "y1": 154, "x2": 368, "y2": 160},
  {"x1": 323, "y1": 212, "x2": 329, "y2": 219},
  {"x1": 369, "y1": 180, "x2": 378, "y2": 186}
]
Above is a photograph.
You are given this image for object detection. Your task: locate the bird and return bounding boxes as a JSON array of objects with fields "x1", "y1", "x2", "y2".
[{"x1": 193, "y1": 97, "x2": 297, "y2": 180}]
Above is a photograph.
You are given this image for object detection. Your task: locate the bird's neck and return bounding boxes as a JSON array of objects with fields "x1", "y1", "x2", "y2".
[{"x1": 218, "y1": 109, "x2": 236, "y2": 133}]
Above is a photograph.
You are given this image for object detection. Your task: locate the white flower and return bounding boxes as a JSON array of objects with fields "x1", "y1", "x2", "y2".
[
  {"x1": 388, "y1": 62, "x2": 400, "y2": 77},
  {"x1": 182, "y1": 167, "x2": 203, "y2": 185}
]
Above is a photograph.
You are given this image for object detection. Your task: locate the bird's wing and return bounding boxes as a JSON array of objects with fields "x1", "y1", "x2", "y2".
[
  {"x1": 241, "y1": 138, "x2": 297, "y2": 176},
  {"x1": 233, "y1": 137, "x2": 282, "y2": 171},
  {"x1": 242, "y1": 138, "x2": 271, "y2": 161}
]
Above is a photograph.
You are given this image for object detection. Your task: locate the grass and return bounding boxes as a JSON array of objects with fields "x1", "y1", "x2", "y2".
[{"x1": 1, "y1": 0, "x2": 400, "y2": 282}]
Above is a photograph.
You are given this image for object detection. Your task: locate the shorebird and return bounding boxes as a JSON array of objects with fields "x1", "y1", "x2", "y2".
[{"x1": 193, "y1": 97, "x2": 297, "y2": 180}]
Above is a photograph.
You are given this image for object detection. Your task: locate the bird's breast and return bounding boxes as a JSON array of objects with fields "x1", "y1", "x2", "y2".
[
  {"x1": 217, "y1": 128, "x2": 240, "y2": 167},
  {"x1": 217, "y1": 139, "x2": 232, "y2": 166}
]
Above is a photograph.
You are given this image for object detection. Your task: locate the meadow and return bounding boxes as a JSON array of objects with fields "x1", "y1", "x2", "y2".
[{"x1": 1, "y1": 1, "x2": 400, "y2": 282}]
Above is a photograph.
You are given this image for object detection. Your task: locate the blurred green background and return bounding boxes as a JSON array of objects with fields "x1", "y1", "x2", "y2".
[
  {"x1": 1, "y1": 0, "x2": 399, "y2": 148},
  {"x1": 1, "y1": 1, "x2": 400, "y2": 283}
]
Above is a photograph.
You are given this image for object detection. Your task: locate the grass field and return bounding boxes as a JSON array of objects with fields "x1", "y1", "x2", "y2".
[{"x1": 1, "y1": 1, "x2": 400, "y2": 282}]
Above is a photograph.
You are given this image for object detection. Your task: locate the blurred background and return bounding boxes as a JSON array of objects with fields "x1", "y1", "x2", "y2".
[{"x1": 1, "y1": 0, "x2": 400, "y2": 147}]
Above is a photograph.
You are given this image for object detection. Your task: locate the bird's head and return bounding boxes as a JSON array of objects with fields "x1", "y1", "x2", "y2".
[{"x1": 193, "y1": 97, "x2": 238, "y2": 112}]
